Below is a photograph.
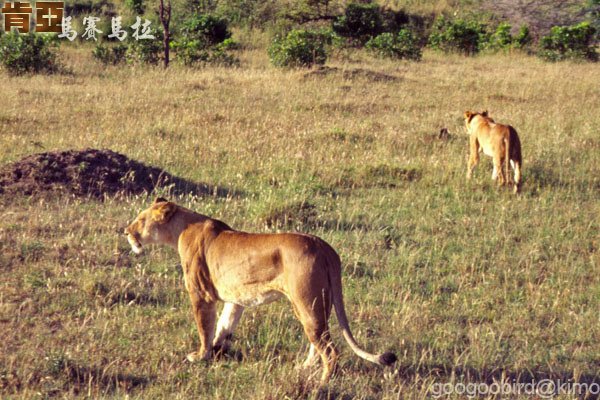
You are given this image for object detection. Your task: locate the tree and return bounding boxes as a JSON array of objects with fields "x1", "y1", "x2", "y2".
[{"x1": 158, "y1": 0, "x2": 172, "y2": 68}]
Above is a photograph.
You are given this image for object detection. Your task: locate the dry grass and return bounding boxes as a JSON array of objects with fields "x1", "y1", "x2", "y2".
[
  {"x1": 0, "y1": 41, "x2": 599, "y2": 399},
  {"x1": 385, "y1": 0, "x2": 462, "y2": 16}
]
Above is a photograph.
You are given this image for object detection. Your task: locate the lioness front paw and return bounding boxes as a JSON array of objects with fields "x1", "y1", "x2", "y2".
[{"x1": 186, "y1": 351, "x2": 211, "y2": 363}]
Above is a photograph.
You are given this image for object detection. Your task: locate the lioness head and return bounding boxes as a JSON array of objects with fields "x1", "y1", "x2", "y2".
[
  {"x1": 124, "y1": 197, "x2": 177, "y2": 254},
  {"x1": 464, "y1": 110, "x2": 488, "y2": 123},
  {"x1": 464, "y1": 110, "x2": 492, "y2": 133}
]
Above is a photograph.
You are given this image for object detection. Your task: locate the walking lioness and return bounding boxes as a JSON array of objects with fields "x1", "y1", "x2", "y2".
[
  {"x1": 124, "y1": 198, "x2": 396, "y2": 382},
  {"x1": 464, "y1": 111, "x2": 523, "y2": 193}
]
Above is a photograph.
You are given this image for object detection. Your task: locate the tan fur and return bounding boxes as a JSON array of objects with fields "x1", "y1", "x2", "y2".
[
  {"x1": 125, "y1": 198, "x2": 396, "y2": 382},
  {"x1": 464, "y1": 110, "x2": 523, "y2": 193}
]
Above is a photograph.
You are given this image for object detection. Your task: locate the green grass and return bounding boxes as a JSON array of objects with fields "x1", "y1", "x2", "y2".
[{"x1": 0, "y1": 42, "x2": 598, "y2": 399}]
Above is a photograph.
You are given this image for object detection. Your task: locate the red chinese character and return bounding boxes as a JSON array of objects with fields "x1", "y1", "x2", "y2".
[
  {"x1": 36, "y1": 1, "x2": 63, "y2": 33},
  {"x1": 1, "y1": 1, "x2": 33, "y2": 33}
]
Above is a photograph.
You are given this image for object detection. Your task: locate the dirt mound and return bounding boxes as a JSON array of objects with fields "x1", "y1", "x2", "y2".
[
  {"x1": 322, "y1": 164, "x2": 420, "y2": 190},
  {"x1": 0, "y1": 148, "x2": 232, "y2": 199},
  {"x1": 303, "y1": 66, "x2": 399, "y2": 82},
  {"x1": 262, "y1": 201, "x2": 318, "y2": 229},
  {"x1": 341, "y1": 68, "x2": 398, "y2": 82},
  {"x1": 302, "y1": 66, "x2": 339, "y2": 78}
]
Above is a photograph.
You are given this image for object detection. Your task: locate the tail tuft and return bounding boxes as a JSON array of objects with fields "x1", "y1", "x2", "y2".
[{"x1": 379, "y1": 352, "x2": 397, "y2": 366}]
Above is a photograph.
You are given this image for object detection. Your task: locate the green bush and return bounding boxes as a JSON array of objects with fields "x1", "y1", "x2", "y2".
[
  {"x1": 92, "y1": 43, "x2": 128, "y2": 65},
  {"x1": 332, "y1": 2, "x2": 382, "y2": 43},
  {"x1": 366, "y1": 29, "x2": 422, "y2": 60},
  {"x1": 488, "y1": 22, "x2": 512, "y2": 49},
  {"x1": 171, "y1": 14, "x2": 238, "y2": 66},
  {"x1": 268, "y1": 29, "x2": 327, "y2": 68},
  {"x1": 179, "y1": 14, "x2": 231, "y2": 48},
  {"x1": 538, "y1": 22, "x2": 597, "y2": 62},
  {"x1": 64, "y1": 0, "x2": 114, "y2": 16},
  {"x1": 482, "y1": 22, "x2": 531, "y2": 52},
  {"x1": 380, "y1": 9, "x2": 430, "y2": 44},
  {"x1": 126, "y1": 31, "x2": 163, "y2": 64},
  {"x1": 205, "y1": 41, "x2": 240, "y2": 66},
  {"x1": 173, "y1": 38, "x2": 239, "y2": 66},
  {"x1": 124, "y1": 0, "x2": 144, "y2": 14},
  {"x1": 514, "y1": 25, "x2": 532, "y2": 48},
  {"x1": 216, "y1": 37, "x2": 238, "y2": 51},
  {"x1": 0, "y1": 32, "x2": 59, "y2": 75},
  {"x1": 214, "y1": 0, "x2": 280, "y2": 29},
  {"x1": 92, "y1": 29, "x2": 162, "y2": 66},
  {"x1": 428, "y1": 16, "x2": 488, "y2": 54}
]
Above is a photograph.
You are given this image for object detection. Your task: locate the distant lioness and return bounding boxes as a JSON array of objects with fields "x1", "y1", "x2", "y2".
[
  {"x1": 125, "y1": 198, "x2": 396, "y2": 382},
  {"x1": 464, "y1": 110, "x2": 523, "y2": 193}
]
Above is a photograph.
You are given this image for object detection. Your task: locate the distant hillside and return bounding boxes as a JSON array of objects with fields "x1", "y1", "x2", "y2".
[
  {"x1": 64, "y1": 0, "x2": 595, "y2": 38},
  {"x1": 386, "y1": 0, "x2": 591, "y2": 34},
  {"x1": 479, "y1": 0, "x2": 590, "y2": 37}
]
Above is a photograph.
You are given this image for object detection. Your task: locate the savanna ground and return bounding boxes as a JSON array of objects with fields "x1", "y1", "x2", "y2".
[{"x1": 0, "y1": 41, "x2": 599, "y2": 399}]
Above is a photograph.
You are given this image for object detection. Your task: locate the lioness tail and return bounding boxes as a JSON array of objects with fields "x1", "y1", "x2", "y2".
[
  {"x1": 505, "y1": 136, "x2": 510, "y2": 188},
  {"x1": 324, "y1": 245, "x2": 397, "y2": 367}
]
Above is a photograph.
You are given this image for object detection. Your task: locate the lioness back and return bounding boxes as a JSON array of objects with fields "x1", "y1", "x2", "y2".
[{"x1": 464, "y1": 110, "x2": 523, "y2": 193}]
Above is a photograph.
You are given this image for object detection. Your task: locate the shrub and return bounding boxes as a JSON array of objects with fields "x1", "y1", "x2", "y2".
[
  {"x1": 126, "y1": 31, "x2": 163, "y2": 64},
  {"x1": 538, "y1": 22, "x2": 597, "y2": 62},
  {"x1": 380, "y1": 8, "x2": 430, "y2": 45},
  {"x1": 332, "y1": 2, "x2": 382, "y2": 43},
  {"x1": 125, "y1": 0, "x2": 144, "y2": 14},
  {"x1": 268, "y1": 29, "x2": 327, "y2": 67},
  {"x1": 0, "y1": 32, "x2": 59, "y2": 75},
  {"x1": 92, "y1": 43, "x2": 128, "y2": 65},
  {"x1": 92, "y1": 29, "x2": 162, "y2": 66},
  {"x1": 64, "y1": 0, "x2": 114, "y2": 16},
  {"x1": 428, "y1": 16, "x2": 488, "y2": 54},
  {"x1": 482, "y1": 22, "x2": 531, "y2": 52},
  {"x1": 488, "y1": 22, "x2": 512, "y2": 49},
  {"x1": 173, "y1": 38, "x2": 239, "y2": 66},
  {"x1": 514, "y1": 25, "x2": 532, "y2": 48},
  {"x1": 179, "y1": 14, "x2": 231, "y2": 48},
  {"x1": 214, "y1": 0, "x2": 281, "y2": 29},
  {"x1": 366, "y1": 29, "x2": 422, "y2": 60},
  {"x1": 171, "y1": 14, "x2": 238, "y2": 66}
]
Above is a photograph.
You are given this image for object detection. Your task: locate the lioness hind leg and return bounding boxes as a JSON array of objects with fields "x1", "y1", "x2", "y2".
[
  {"x1": 492, "y1": 164, "x2": 498, "y2": 181},
  {"x1": 493, "y1": 155, "x2": 505, "y2": 186},
  {"x1": 293, "y1": 292, "x2": 337, "y2": 380},
  {"x1": 512, "y1": 160, "x2": 522, "y2": 193},
  {"x1": 301, "y1": 344, "x2": 319, "y2": 369},
  {"x1": 213, "y1": 303, "x2": 244, "y2": 355},
  {"x1": 303, "y1": 324, "x2": 338, "y2": 383},
  {"x1": 466, "y1": 137, "x2": 480, "y2": 180}
]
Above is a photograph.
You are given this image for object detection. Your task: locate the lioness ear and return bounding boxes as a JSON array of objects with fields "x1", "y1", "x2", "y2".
[
  {"x1": 154, "y1": 197, "x2": 168, "y2": 204},
  {"x1": 464, "y1": 111, "x2": 473, "y2": 119},
  {"x1": 481, "y1": 110, "x2": 488, "y2": 117},
  {"x1": 151, "y1": 202, "x2": 177, "y2": 223}
]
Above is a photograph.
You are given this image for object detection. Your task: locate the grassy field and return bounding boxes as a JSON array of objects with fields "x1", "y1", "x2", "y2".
[{"x1": 0, "y1": 42, "x2": 599, "y2": 399}]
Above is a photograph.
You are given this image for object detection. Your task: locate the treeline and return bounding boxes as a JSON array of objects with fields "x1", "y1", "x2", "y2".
[
  {"x1": 262, "y1": 1, "x2": 598, "y2": 65},
  {"x1": 0, "y1": 0, "x2": 598, "y2": 74}
]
